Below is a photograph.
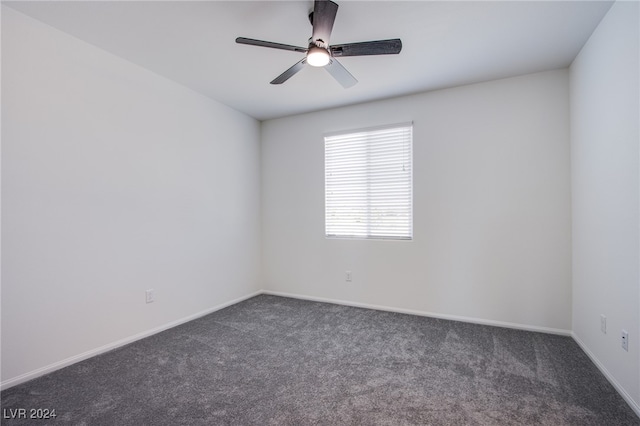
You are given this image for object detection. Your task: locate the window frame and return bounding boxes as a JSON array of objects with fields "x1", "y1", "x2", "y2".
[{"x1": 324, "y1": 122, "x2": 414, "y2": 241}]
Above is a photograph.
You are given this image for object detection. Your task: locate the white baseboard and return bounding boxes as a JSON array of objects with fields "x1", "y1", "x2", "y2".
[
  {"x1": 0, "y1": 291, "x2": 262, "y2": 391},
  {"x1": 261, "y1": 290, "x2": 572, "y2": 336},
  {"x1": 571, "y1": 332, "x2": 640, "y2": 418}
]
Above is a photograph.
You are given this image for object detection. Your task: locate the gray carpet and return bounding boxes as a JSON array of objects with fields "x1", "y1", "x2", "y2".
[{"x1": 2, "y1": 294, "x2": 639, "y2": 425}]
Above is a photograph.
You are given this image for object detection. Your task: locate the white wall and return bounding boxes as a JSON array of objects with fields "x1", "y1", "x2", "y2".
[
  {"x1": 570, "y1": 0, "x2": 640, "y2": 410},
  {"x1": 1, "y1": 7, "x2": 261, "y2": 387},
  {"x1": 261, "y1": 69, "x2": 572, "y2": 332}
]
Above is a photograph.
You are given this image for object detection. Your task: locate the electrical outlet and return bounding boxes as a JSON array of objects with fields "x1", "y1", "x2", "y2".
[
  {"x1": 621, "y1": 330, "x2": 629, "y2": 351},
  {"x1": 145, "y1": 289, "x2": 155, "y2": 304},
  {"x1": 600, "y1": 314, "x2": 607, "y2": 333},
  {"x1": 345, "y1": 271, "x2": 352, "y2": 282}
]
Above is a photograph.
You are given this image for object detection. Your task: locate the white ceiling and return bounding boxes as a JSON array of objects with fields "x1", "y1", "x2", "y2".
[{"x1": 4, "y1": 0, "x2": 613, "y2": 121}]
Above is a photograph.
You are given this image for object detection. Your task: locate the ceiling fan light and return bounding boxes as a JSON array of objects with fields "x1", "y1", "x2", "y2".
[{"x1": 307, "y1": 46, "x2": 330, "y2": 67}]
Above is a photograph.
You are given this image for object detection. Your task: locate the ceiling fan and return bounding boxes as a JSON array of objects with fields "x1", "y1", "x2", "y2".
[{"x1": 235, "y1": 0, "x2": 402, "y2": 88}]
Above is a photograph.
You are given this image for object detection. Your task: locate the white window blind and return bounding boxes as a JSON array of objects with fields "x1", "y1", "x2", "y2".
[{"x1": 325, "y1": 123, "x2": 413, "y2": 240}]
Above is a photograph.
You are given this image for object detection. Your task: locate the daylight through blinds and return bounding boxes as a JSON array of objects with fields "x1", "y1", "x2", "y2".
[{"x1": 325, "y1": 123, "x2": 413, "y2": 240}]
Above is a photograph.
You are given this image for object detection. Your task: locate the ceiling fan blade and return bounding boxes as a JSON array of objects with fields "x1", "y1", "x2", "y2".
[
  {"x1": 330, "y1": 39, "x2": 402, "y2": 57},
  {"x1": 325, "y1": 58, "x2": 357, "y2": 88},
  {"x1": 236, "y1": 37, "x2": 307, "y2": 53},
  {"x1": 270, "y1": 58, "x2": 307, "y2": 84},
  {"x1": 311, "y1": 0, "x2": 338, "y2": 47}
]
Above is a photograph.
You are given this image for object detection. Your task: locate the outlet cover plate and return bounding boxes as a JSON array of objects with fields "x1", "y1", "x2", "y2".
[{"x1": 622, "y1": 330, "x2": 629, "y2": 351}]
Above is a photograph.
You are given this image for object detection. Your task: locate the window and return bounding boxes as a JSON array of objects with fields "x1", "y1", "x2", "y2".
[{"x1": 325, "y1": 123, "x2": 413, "y2": 240}]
